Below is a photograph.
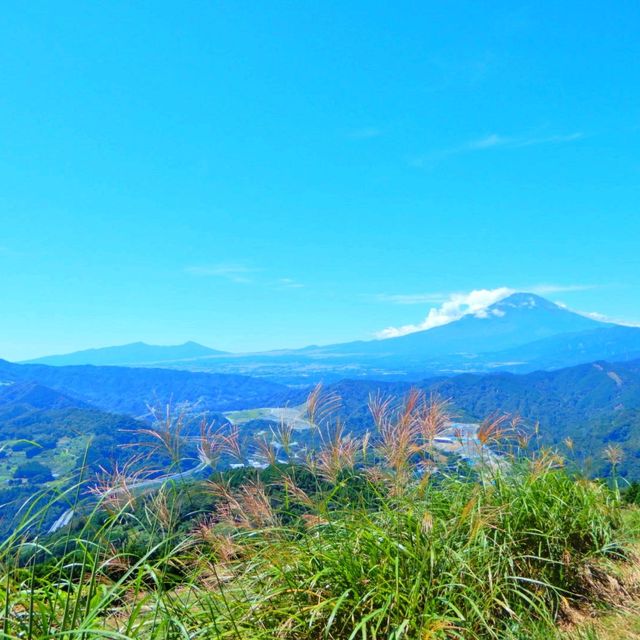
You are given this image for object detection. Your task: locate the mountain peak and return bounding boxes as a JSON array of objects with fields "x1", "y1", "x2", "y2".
[
  {"x1": 490, "y1": 292, "x2": 560, "y2": 312},
  {"x1": 323, "y1": 292, "x2": 609, "y2": 360},
  {"x1": 22, "y1": 341, "x2": 226, "y2": 367},
  {"x1": 0, "y1": 381, "x2": 89, "y2": 410}
]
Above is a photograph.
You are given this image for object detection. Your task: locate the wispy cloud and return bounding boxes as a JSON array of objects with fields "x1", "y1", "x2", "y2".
[
  {"x1": 0, "y1": 245, "x2": 19, "y2": 257},
  {"x1": 410, "y1": 130, "x2": 584, "y2": 168},
  {"x1": 572, "y1": 309, "x2": 640, "y2": 327},
  {"x1": 185, "y1": 265, "x2": 305, "y2": 290},
  {"x1": 275, "y1": 277, "x2": 304, "y2": 290},
  {"x1": 526, "y1": 283, "x2": 595, "y2": 295},
  {"x1": 374, "y1": 292, "x2": 448, "y2": 305},
  {"x1": 375, "y1": 284, "x2": 594, "y2": 307},
  {"x1": 185, "y1": 264, "x2": 258, "y2": 284},
  {"x1": 427, "y1": 51, "x2": 499, "y2": 91},
  {"x1": 467, "y1": 132, "x2": 583, "y2": 150},
  {"x1": 377, "y1": 287, "x2": 513, "y2": 338},
  {"x1": 348, "y1": 127, "x2": 382, "y2": 140}
]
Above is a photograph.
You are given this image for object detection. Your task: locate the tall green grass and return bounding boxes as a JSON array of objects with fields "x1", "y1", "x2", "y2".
[{"x1": 0, "y1": 389, "x2": 636, "y2": 639}]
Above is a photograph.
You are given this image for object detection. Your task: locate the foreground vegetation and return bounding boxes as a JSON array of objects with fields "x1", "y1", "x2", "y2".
[{"x1": 1, "y1": 388, "x2": 638, "y2": 639}]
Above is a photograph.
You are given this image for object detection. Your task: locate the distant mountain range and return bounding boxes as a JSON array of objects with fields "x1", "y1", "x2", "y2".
[
  {"x1": 0, "y1": 378, "x2": 205, "y2": 539},
  {"x1": 21, "y1": 293, "x2": 639, "y2": 383},
  {"x1": 24, "y1": 341, "x2": 226, "y2": 367},
  {"x1": 0, "y1": 359, "x2": 289, "y2": 417},
  {"x1": 4, "y1": 291, "x2": 640, "y2": 539},
  {"x1": 3, "y1": 290, "x2": 640, "y2": 485},
  {"x1": 318, "y1": 359, "x2": 640, "y2": 478},
  {"x1": 2, "y1": 353, "x2": 640, "y2": 480},
  {"x1": 317, "y1": 293, "x2": 605, "y2": 357}
]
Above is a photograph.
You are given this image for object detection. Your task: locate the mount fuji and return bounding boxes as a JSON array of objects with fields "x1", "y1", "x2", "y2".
[{"x1": 17, "y1": 294, "x2": 640, "y2": 382}]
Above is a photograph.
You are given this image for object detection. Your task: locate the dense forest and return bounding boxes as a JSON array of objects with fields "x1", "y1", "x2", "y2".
[{"x1": 1, "y1": 390, "x2": 638, "y2": 639}]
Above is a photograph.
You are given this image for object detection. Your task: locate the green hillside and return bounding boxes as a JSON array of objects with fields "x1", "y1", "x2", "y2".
[
  {"x1": 315, "y1": 359, "x2": 640, "y2": 478},
  {"x1": 0, "y1": 390, "x2": 638, "y2": 639}
]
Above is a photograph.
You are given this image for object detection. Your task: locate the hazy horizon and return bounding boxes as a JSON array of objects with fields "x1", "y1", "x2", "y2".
[
  {"x1": 2, "y1": 3, "x2": 639, "y2": 360},
  {"x1": 12, "y1": 289, "x2": 636, "y2": 362}
]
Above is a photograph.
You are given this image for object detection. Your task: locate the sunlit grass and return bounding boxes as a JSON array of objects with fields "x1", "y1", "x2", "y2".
[{"x1": 0, "y1": 388, "x2": 638, "y2": 639}]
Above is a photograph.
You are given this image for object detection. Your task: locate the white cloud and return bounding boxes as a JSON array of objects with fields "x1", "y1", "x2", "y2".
[
  {"x1": 376, "y1": 284, "x2": 593, "y2": 308},
  {"x1": 467, "y1": 134, "x2": 508, "y2": 150},
  {"x1": 348, "y1": 127, "x2": 382, "y2": 140},
  {"x1": 577, "y1": 310, "x2": 640, "y2": 327},
  {"x1": 376, "y1": 287, "x2": 514, "y2": 338},
  {"x1": 467, "y1": 132, "x2": 583, "y2": 151},
  {"x1": 185, "y1": 266, "x2": 305, "y2": 290},
  {"x1": 410, "y1": 131, "x2": 583, "y2": 168},
  {"x1": 185, "y1": 264, "x2": 257, "y2": 284},
  {"x1": 581, "y1": 311, "x2": 614, "y2": 322},
  {"x1": 374, "y1": 292, "x2": 447, "y2": 305},
  {"x1": 527, "y1": 284, "x2": 595, "y2": 295},
  {"x1": 276, "y1": 278, "x2": 304, "y2": 289}
]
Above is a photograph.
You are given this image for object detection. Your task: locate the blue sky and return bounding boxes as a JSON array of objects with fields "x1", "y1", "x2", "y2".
[{"x1": 1, "y1": 1, "x2": 639, "y2": 360}]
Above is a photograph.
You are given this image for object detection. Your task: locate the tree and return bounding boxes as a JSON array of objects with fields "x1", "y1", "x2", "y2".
[{"x1": 14, "y1": 461, "x2": 54, "y2": 484}]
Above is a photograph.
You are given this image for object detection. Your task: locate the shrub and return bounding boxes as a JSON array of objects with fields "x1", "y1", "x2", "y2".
[{"x1": 0, "y1": 390, "x2": 634, "y2": 640}]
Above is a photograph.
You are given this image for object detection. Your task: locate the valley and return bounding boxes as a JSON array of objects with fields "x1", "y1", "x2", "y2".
[
  {"x1": 2, "y1": 292, "x2": 640, "y2": 543},
  {"x1": 3, "y1": 293, "x2": 640, "y2": 489},
  {"x1": 5, "y1": 7, "x2": 639, "y2": 635},
  {"x1": 22, "y1": 294, "x2": 640, "y2": 383}
]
